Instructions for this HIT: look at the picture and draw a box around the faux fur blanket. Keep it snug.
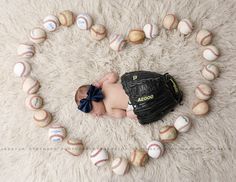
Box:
[0,0,236,181]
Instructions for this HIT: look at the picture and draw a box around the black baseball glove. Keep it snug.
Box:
[121,71,183,125]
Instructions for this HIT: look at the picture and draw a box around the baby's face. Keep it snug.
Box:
[90,101,106,117]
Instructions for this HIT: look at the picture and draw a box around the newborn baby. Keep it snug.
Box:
[75,71,183,125]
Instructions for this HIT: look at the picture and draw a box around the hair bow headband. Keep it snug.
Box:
[78,85,104,113]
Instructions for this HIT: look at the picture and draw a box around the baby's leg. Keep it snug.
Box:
[126,110,138,120]
[126,101,138,120]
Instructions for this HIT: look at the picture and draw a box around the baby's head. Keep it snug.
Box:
[75,85,106,117]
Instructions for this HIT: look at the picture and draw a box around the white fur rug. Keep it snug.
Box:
[1,0,236,181]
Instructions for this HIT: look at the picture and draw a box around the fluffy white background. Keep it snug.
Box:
[0,0,236,181]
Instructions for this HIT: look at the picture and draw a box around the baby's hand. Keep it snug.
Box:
[92,81,102,88]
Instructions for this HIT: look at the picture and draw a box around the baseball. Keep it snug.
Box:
[90,24,107,41]
[159,125,178,143]
[29,27,47,44]
[196,29,213,46]
[17,43,35,58]
[192,100,209,115]
[43,15,60,32]
[143,23,159,39]
[201,64,220,81]
[76,13,93,30]
[33,109,52,127]
[25,94,43,110]
[90,148,109,167]
[174,115,192,133]
[195,83,213,100]
[177,19,193,35]
[111,157,130,175]
[13,60,31,77]
[146,140,164,159]
[163,14,179,30]
[65,138,84,156]
[48,124,67,143]
[127,29,145,44]
[58,10,75,27]
[109,34,126,51]
[22,76,40,94]
[202,45,220,61]
[130,149,149,167]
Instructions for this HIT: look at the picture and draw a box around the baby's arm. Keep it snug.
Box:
[93,72,119,88]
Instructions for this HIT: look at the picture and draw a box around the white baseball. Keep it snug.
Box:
[111,157,130,175]
[29,27,47,44]
[196,29,213,46]
[202,45,220,61]
[130,149,149,166]
[90,24,107,40]
[201,64,220,81]
[65,138,84,156]
[178,19,193,35]
[109,34,126,51]
[90,148,109,167]
[174,115,192,133]
[163,14,179,30]
[25,94,43,110]
[48,124,67,143]
[33,109,52,127]
[22,76,40,94]
[17,43,35,58]
[143,23,159,39]
[76,13,93,30]
[195,84,212,100]
[192,100,209,115]
[58,10,75,27]
[13,60,31,77]
[146,140,164,159]
[43,15,60,32]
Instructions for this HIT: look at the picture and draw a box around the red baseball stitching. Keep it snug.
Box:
[205,65,217,79]
[147,143,163,158]
[95,159,108,166]
[196,85,211,97]
[140,152,148,166]
[200,32,212,46]
[49,134,64,141]
[90,148,102,158]
[111,158,122,169]
[160,125,175,134]
[67,140,83,145]
[60,13,68,26]
[29,95,43,109]
[65,148,82,156]
[177,120,191,132]
[182,19,193,31]
[78,16,89,30]
[205,48,220,57]
[27,80,39,94]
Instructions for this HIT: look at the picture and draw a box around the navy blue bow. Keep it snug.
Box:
[78,85,104,113]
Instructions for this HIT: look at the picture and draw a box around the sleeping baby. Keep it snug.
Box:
[75,71,183,125]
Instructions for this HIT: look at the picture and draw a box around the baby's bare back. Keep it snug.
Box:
[102,82,129,112]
